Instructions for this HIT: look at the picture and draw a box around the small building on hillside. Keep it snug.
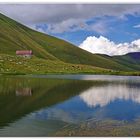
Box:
[16,50,33,58]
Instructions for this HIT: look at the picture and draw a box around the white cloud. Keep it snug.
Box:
[89,22,107,35]
[79,36,140,56]
[42,19,107,34]
[133,24,140,28]
[33,18,107,34]
[46,18,85,33]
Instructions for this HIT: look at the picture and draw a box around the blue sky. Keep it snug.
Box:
[0,4,140,55]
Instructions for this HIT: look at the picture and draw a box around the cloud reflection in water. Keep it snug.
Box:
[80,83,140,108]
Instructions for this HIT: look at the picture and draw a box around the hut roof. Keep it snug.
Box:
[16,50,32,55]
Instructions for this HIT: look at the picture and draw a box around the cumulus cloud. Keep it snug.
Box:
[79,36,140,56]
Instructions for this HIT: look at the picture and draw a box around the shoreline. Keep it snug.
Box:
[0,71,140,77]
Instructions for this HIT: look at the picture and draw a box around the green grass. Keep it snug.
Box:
[0,54,140,76]
[0,53,112,75]
[112,52,140,71]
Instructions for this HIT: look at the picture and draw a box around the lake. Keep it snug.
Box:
[0,74,140,136]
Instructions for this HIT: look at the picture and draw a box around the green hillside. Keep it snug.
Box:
[0,13,58,60]
[27,30,132,71]
[112,52,140,71]
[0,13,140,75]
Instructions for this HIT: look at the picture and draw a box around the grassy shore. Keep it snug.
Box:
[0,54,140,76]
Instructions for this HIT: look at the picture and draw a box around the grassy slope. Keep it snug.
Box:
[0,54,112,75]
[0,14,58,60]
[112,52,140,71]
[0,13,139,75]
[27,30,133,71]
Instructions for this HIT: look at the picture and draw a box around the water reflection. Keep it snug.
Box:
[0,76,94,128]
[80,83,140,107]
[0,75,140,136]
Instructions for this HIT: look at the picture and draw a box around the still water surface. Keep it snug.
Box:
[0,75,140,136]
